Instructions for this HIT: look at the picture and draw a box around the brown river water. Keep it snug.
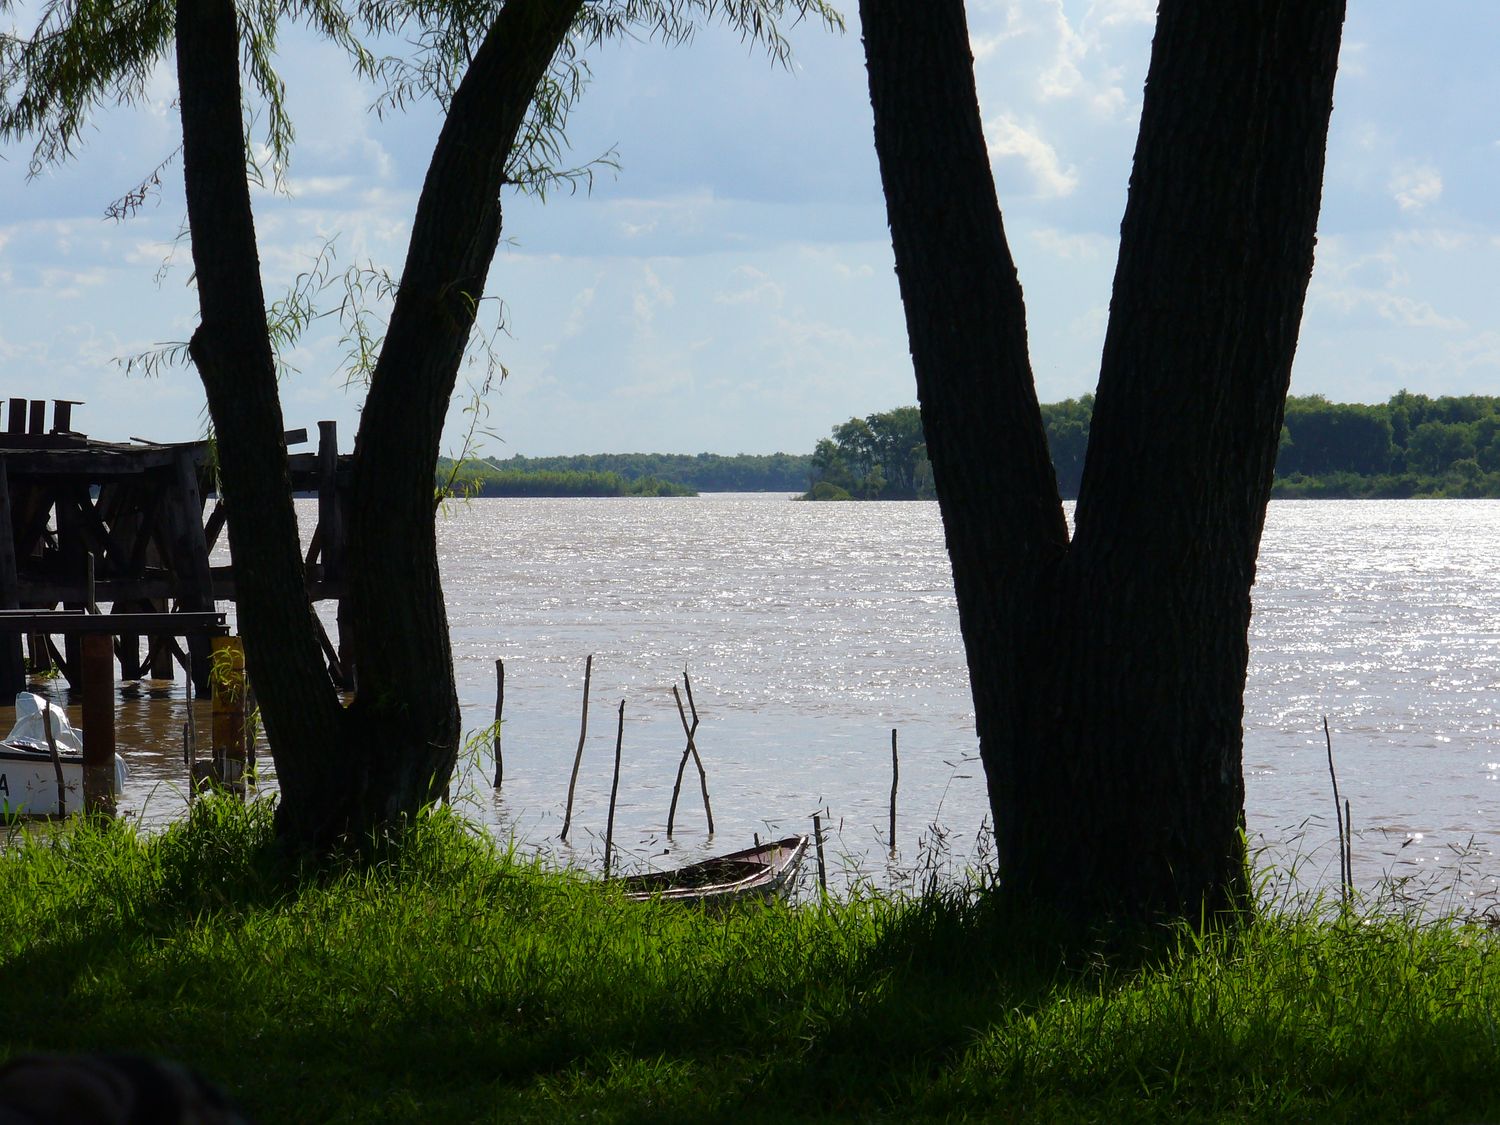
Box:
[9,496,1500,902]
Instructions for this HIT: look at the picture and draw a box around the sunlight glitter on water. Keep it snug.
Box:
[11,496,1500,898]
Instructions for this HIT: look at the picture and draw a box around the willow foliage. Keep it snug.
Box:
[2,0,841,197]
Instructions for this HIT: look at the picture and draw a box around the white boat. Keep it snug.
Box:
[1,694,126,816]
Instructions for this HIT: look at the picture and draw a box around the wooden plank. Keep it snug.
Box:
[203,498,227,552]
[80,632,116,813]
[318,421,343,580]
[13,483,55,561]
[311,610,345,685]
[6,399,24,435]
[51,400,83,434]
[44,634,76,686]
[0,610,228,634]
[169,448,216,694]
[0,447,185,477]
[0,460,24,695]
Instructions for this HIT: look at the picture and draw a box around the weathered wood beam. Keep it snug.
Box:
[0,609,227,633]
[0,460,24,695]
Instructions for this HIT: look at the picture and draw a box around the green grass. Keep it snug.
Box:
[2,801,1499,1122]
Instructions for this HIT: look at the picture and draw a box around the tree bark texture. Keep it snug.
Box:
[338,0,583,840]
[861,0,1345,922]
[178,0,579,849]
[176,0,346,821]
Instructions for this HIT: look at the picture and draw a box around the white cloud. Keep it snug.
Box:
[1031,226,1110,260]
[286,175,357,199]
[714,265,784,308]
[1088,0,1156,29]
[1443,330,1500,376]
[562,281,598,338]
[985,114,1079,198]
[1392,228,1471,252]
[1038,1,1088,101]
[632,265,675,329]
[1338,40,1369,79]
[1389,165,1442,212]
[1314,283,1464,331]
[39,266,108,299]
[970,3,1026,62]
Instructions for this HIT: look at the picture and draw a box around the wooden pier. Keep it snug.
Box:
[0,397,354,699]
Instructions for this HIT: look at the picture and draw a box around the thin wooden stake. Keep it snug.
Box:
[812,811,827,894]
[560,654,592,842]
[668,676,714,836]
[183,722,195,806]
[666,685,696,838]
[41,700,64,819]
[682,672,713,833]
[491,658,505,790]
[1323,716,1348,908]
[185,668,197,764]
[603,699,625,880]
[1344,797,1354,896]
[889,728,899,857]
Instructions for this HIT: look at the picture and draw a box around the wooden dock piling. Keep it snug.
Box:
[80,632,116,813]
[0,401,354,698]
[210,635,248,791]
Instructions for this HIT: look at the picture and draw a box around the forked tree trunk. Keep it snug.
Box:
[177,0,580,850]
[860,0,1346,922]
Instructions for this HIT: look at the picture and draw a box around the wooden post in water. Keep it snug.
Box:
[603,699,625,880]
[41,700,65,818]
[210,635,247,796]
[491,658,505,790]
[80,632,116,814]
[812,811,827,895]
[889,728,899,858]
[666,672,714,838]
[184,664,198,782]
[681,673,714,836]
[559,654,592,842]
[169,449,215,696]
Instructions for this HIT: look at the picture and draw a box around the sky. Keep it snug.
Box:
[2,2,1498,458]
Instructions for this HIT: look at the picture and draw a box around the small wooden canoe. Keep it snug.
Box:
[621,835,809,906]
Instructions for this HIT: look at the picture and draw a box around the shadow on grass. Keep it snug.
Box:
[3,804,1500,1123]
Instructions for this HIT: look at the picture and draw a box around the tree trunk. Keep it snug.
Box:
[176,0,347,823]
[329,0,583,840]
[861,0,1345,922]
[178,0,580,850]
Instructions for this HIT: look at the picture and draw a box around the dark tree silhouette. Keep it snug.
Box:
[859,0,1347,922]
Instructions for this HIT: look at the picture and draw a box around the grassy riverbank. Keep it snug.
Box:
[3,803,1499,1123]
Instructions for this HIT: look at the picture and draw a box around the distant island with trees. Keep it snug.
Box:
[437,393,1500,500]
[805,393,1500,500]
[440,452,811,497]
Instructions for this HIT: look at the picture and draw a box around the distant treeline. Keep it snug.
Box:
[810,393,1500,501]
[438,452,811,495]
[1046,392,1500,499]
[465,452,810,492]
[447,468,696,498]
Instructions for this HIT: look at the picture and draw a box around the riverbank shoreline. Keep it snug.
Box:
[3,801,1498,1122]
